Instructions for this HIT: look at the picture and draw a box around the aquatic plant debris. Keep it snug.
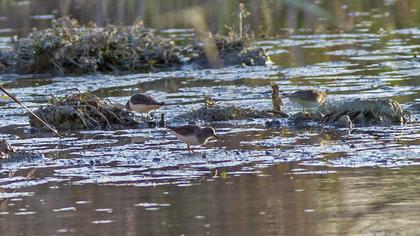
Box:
[189,33,269,68]
[174,101,287,122]
[29,92,138,131]
[0,140,43,163]
[173,86,287,122]
[265,98,407,129]
[0,17,269,74]
[322,98,407,126]
[0,17,180,74]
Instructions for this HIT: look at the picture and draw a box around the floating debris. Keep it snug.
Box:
[29,92,138,131]
[0,140,42,163]
[322,98,407,126]
[0,139,14,158]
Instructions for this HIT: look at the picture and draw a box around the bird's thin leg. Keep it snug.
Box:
[187,145,194,153]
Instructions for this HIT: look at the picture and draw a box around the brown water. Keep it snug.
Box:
[2,166,420,235]
[0,0,420,235]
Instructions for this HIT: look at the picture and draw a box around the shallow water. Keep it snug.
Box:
[0,0,420,235]
[3,166,420,235]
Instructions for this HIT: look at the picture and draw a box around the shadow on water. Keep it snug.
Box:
[0,0,419,235]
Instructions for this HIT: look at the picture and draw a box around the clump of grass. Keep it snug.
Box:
[321,98,407,126]
[0,6,271,74]
[29,91,138,131]
[1,17,181,74]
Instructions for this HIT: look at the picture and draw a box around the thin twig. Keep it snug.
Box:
[0,85,63,138]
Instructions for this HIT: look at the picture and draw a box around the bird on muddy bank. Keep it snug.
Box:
[167,125,219,153]
[284,90,327,111]
[126,93,165,118]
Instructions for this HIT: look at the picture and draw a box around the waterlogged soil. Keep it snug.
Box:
[0,3,420,235]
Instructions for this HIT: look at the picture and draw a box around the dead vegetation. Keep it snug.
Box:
[189,33,269,67]
[0,16,269,74]
[173,88,287,122]
[322,98,407,126]
[29,92,138,131]
[0,17,181,74]
[175,103,278,122]
[266,98,407,129]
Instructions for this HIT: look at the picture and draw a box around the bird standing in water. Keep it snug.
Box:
[285,90,326,111]
[167,125,219,153]
[126,93,164,118]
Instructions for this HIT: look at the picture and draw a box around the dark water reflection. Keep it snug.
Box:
[0,0,419,235]
[2,166,420,235]
[1,0,420,36]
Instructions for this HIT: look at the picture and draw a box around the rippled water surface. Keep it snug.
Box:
[0,0,420,235]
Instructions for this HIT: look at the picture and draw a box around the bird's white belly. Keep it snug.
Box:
[289,97,319,109]
[171,132,201,146]
[130,102,160,113]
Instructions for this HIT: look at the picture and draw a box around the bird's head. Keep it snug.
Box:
[203,127,219,140]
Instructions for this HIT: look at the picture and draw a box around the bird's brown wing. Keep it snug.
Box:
[167,125,198,136]
[290,90,325,101]
[131,93,164,105]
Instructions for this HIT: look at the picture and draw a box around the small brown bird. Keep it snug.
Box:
[126,93,164,114]
[286,90,326,111]
[167,125,218,153]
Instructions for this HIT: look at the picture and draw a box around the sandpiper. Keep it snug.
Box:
[126,93,164,116]
[167,125,218,153]
[286,90,326,111]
